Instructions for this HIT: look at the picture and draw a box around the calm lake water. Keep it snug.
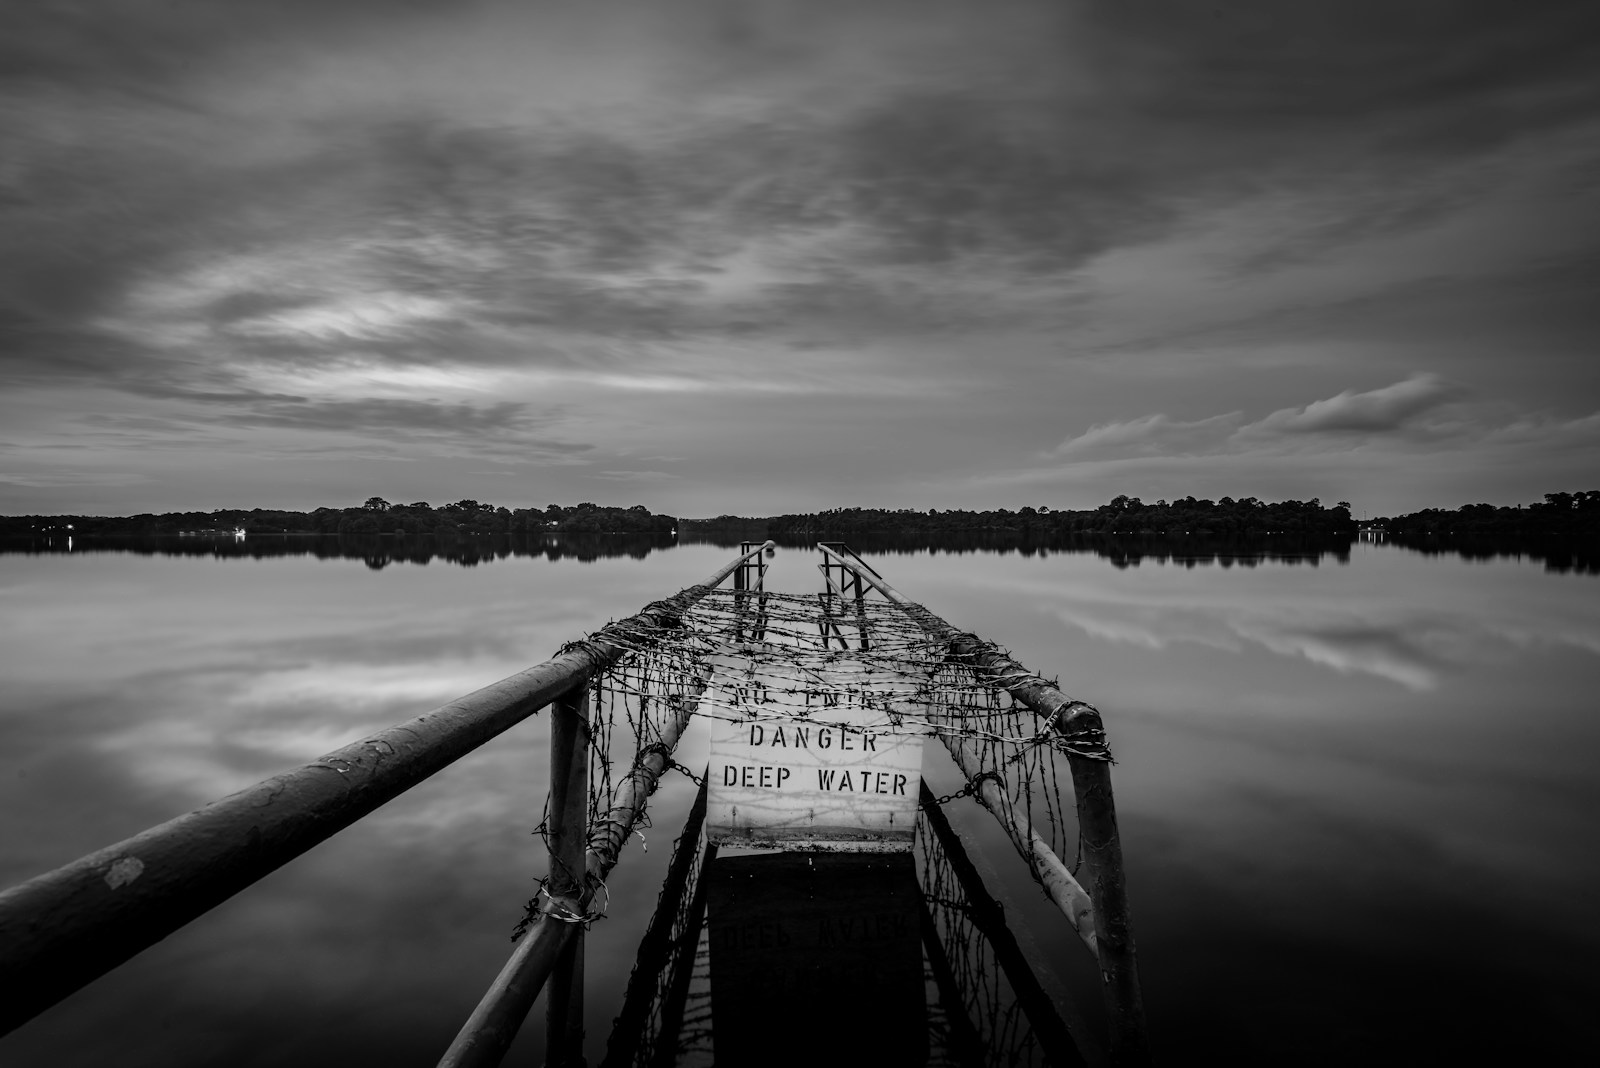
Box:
[1,534,1596,1065]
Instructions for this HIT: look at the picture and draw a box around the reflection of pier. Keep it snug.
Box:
[603,778,1090,1067]
[0,542,1150,1066]
[707,851,926,1065]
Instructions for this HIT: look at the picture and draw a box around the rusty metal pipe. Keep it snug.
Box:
[0,543,771,1038]
[436,912,578,1068]
[544,688,590,1067]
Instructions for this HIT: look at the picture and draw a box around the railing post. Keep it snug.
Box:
[1064,734,1150,1066]
[546,684,590,1068]
[850,569,871,651]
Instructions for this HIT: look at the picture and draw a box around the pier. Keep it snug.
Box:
[0,543,1150,1065]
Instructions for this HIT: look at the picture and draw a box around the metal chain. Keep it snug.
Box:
[922,780,975,809]
[922,769,1008,809]
[668,759,704,787]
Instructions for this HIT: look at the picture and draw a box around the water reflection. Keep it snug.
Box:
[9,530,1598,575]
[697,530,1600,574]
[706,852,926,1067]
[1032,574,1600,692]
[1,537,1597,1065]
[1385,532,1600,575]
[689,530,1359,565]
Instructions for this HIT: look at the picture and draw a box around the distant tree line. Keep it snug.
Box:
[0,531,672,568]
[1374,491,1600,536]
[0,499,677,537]
[11,491,1594,543]
[687,495,1358,538]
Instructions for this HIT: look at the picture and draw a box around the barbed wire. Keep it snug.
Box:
[917,813,1049,1067]
[534,587,1094,915]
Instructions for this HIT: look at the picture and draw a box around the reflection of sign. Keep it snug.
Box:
[707,852,926,1067]
[704,646,925,850]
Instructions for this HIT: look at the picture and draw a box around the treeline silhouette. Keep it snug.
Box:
[8,493,1593,574]
[0,532,675,569]
[1,498,677,538]
[684,495,1357,538]
[1374,491,1600,536]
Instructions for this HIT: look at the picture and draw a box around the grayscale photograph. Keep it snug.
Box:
[1,2,1597,1065]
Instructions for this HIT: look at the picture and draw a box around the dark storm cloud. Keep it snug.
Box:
[1074,1,1600,138]
[1071,250,1600,362]
[0,0,463,93]
[1,1,1598,510]
[167,394,588,456]
[4,1,1596,370]
[827,92,1170,271]
[0,121,385,383]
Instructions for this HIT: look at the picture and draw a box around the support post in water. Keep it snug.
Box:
[1057,709,1146,1066]
[546,684,590,1067]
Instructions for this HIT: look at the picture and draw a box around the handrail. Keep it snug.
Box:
[816,543,1150,1065]
[437,657,720,1068]
[816,540,884,579]
[0,542,773,1038]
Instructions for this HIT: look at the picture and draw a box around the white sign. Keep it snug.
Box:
[703,645,926,851]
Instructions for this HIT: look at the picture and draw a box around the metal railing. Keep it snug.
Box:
[0,542,773,1057]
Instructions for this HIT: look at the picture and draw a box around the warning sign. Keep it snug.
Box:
[703,646,925,850]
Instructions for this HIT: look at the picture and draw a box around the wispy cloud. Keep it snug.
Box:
[1044,374,1469,461]
[0,471,154,489]
[1245,374,1466,436]
[2,2,1598,511]
[593,469,681,481]
[1004,374,1600,509]
[1045,412,1242,460]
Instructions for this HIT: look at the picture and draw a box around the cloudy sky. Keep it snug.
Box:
[3,0,1597,517]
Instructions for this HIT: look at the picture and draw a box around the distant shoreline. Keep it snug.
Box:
[3,491,1594,541]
